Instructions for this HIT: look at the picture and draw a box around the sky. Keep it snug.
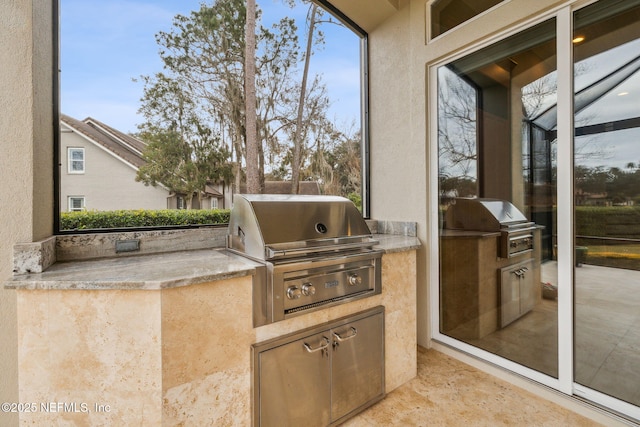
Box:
[60,0,362,134]
[574,39,640,170]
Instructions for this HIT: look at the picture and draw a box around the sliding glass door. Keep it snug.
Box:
[434,0,640,421]
[437,19,559,378]
[573,0,640,410]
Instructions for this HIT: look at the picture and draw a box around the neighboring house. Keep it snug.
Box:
[165,182,232,210]
[574,189,611,206]
[60,115,232,211]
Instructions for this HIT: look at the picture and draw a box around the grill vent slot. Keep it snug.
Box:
[284,290,373,315]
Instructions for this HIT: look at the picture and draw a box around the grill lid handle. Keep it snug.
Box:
[265,236,378,260]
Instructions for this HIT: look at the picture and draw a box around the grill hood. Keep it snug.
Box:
[227,194,374,261]
[445,197,530,231]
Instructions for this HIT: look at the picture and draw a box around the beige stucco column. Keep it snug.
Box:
[0,1,55,425]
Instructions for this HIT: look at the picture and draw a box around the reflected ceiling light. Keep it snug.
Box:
[618,91,629,96]
[572,36,585,43]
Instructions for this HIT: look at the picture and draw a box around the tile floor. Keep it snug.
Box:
[447,261,640,406]
[345,347,604,426]
[574,263,640,406]
[346,261,640,426]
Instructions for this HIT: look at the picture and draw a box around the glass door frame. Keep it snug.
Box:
[428,0,640,420]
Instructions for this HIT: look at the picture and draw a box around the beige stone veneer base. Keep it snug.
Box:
[16,250,416,425]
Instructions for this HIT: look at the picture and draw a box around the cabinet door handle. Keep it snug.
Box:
[303,336,330,353]
[333,327,358,342]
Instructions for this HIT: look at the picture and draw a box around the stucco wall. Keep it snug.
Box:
[367,0,430,346]
[0,1,54,425]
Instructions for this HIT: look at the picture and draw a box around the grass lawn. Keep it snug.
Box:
[581,244,640,270]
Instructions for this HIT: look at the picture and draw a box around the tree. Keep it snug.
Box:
[290,3,320,193]
[254,17,300,182]
[141,0,247,193]
[135,74,232,209]
[245,0,260,193]
[138,0,340,195]
[575,164,640,205]
[253,5,332,191]
[305,120,361,197]
[136,126,232,209]
[437,66,478,191]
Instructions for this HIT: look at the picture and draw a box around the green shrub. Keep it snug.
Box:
[347,192,362,212]
[60,209,231,231]
[575,206,640,238]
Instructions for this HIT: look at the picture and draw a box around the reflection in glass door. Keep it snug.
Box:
[437,19,559,377]
[573,0,640,408]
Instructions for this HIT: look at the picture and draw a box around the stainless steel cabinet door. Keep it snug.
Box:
[500,258,535,327]
[331,312,384,422]
[258,332,331,427]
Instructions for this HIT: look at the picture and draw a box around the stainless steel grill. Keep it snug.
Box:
[442,197,541,332]
[227,194,382,326]
[444,197,536,258]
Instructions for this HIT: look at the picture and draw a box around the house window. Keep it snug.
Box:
[67,147,84,174]
[211,198,219,209]
[430,0,505,38]
[176,196,185,210]
[68,196,85,211]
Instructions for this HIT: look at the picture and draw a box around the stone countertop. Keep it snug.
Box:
[6,234,420,290]
[372,233,422,253]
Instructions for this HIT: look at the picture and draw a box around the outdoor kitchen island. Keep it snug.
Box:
[6,229,419,426]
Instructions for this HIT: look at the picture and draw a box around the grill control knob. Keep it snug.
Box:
[348,273,362,286]
[286,286,302,300]
[301,283,316,296]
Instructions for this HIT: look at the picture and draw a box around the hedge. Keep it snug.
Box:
[575,206,640,239]
[60,209,231,231]
[60,205,640,234]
